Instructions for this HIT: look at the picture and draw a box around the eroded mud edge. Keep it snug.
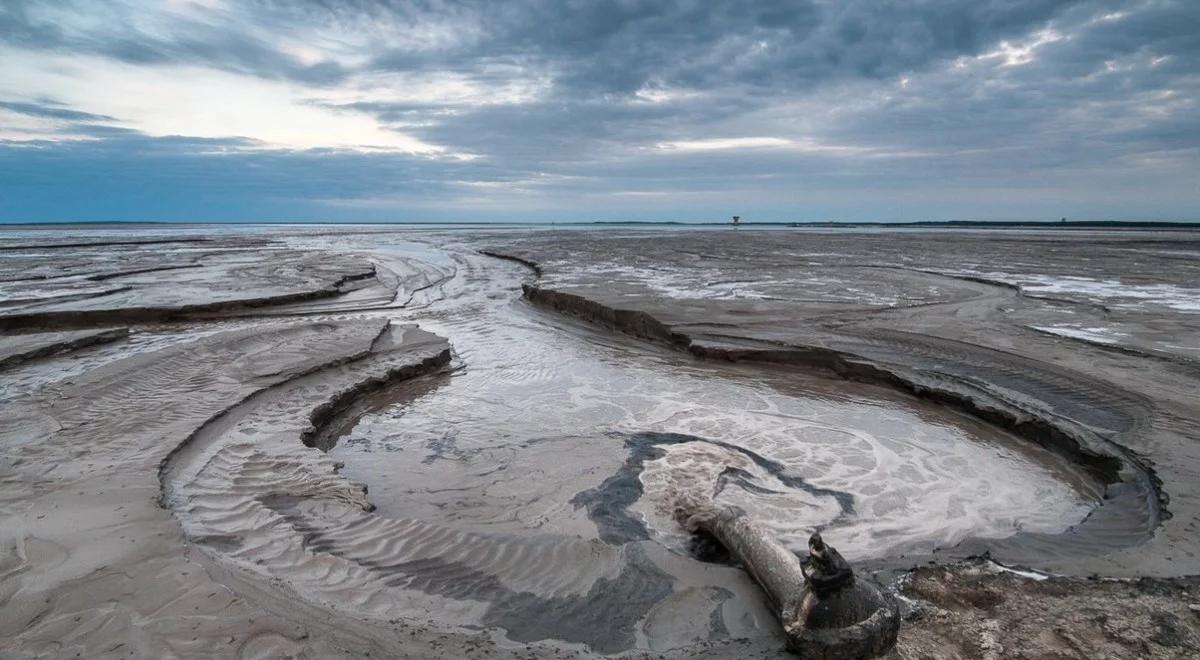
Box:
[157,320,450,511]
[299,350,453,455]
[478,249,544,277]
[0,267,378,331]
[517,281,1164,566]
[0,327,129,369]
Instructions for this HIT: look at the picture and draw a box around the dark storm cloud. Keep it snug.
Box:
[358,0,1089,95]
[1,0,1198,221]
[311,0,1200,175]
[816,1,1200,160]
[3,1,1089,95]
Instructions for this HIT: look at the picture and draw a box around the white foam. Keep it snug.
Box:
[985,560,1052,581]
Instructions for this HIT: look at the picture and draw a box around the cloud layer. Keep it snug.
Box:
[1,0,1197,222]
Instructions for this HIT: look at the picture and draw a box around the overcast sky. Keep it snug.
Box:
[1,0,1197,222]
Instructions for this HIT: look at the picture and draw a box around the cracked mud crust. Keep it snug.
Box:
[893,563,1200,659]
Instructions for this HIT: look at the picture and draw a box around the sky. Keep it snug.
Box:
[0,0,1197,223]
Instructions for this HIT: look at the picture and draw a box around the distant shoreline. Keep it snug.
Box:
[2,219,1199,229]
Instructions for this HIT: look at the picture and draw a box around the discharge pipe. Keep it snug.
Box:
[682,504,900,658]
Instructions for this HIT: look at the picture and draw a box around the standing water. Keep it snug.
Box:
[299,235,1098,651]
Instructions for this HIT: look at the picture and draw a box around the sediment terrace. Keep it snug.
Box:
[0,235,385,330]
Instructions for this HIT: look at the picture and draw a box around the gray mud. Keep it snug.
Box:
[484,228,1200,579]
[2,225,1197,659]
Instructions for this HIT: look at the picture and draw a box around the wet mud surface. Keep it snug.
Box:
[1,225,1197,658]
[485,229,1200,578]
[0,232,380,329]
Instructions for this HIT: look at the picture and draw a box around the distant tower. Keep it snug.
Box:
[732,215,740,227]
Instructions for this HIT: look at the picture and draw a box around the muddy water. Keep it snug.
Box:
[300,237,1101,649]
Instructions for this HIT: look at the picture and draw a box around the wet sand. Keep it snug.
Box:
[1,226,1198,658]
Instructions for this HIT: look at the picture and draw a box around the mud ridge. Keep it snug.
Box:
[156,320,397,507]
[158,322,707,653]
[0,327,129,369]
[479,250,543,277]
[0,285,133,310]
[519,281,1163,568]
[1027,325,1200,378]
[301,348,452,453]
[523,284,690,346]
[0,266,378,331]
[85,263,206,282]
[0,238,212,251]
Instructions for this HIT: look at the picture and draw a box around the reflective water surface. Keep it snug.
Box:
[321,236,1098,563]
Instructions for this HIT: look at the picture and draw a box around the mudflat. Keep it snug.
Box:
[1,226,1198,658]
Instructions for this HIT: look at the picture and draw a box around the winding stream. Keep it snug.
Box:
[292,236,1098,650]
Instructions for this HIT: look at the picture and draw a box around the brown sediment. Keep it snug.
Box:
[896,561,1200,659]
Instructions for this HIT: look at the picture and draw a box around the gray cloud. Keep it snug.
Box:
[0,99,116,121]
[1,0,1198,221]
[0,0,349,84]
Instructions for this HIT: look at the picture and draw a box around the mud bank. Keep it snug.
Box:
[479,249,544,277]
[487,229,1200,580]
[0,265,379,331]
[522,279,1141,486]
[0,235,388,331]
[0,319,430,657]
[518,281,1157,572]
[4,226,1196,659]
[0,327,128,369]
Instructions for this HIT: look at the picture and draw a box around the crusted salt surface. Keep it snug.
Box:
[1021,275,1200,312]
[545,263,910,305]
[1031,325,1127,345]
[947,269,1200,313]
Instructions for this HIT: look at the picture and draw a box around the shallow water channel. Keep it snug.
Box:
[311,236,1098,650]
